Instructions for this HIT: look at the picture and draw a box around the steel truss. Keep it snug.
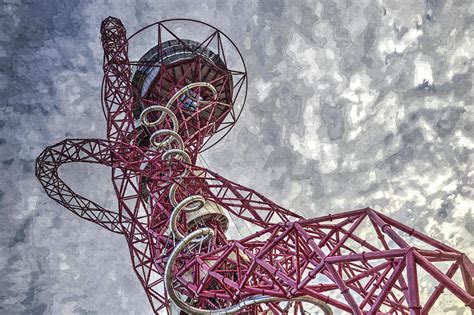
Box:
[36,17,474,314]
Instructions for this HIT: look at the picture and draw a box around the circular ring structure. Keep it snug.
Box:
[104,18,248,152]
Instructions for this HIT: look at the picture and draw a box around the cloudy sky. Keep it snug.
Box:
[1,0,473,314]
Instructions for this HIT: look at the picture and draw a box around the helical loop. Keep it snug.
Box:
[150,129,183,149]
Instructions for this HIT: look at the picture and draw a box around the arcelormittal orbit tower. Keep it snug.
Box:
[36,17,474,314]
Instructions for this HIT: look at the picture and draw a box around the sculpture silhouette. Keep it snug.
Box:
[36,17,474,314]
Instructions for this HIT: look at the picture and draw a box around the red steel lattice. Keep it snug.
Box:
[36,17,474,314]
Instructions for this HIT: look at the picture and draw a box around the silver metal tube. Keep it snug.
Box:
[140,81,216,134]
[168,182,181,208]
[162,148,191,165]
[169,195,206,239]
[140,105,179,130]
[168,172,203,208]
[165,228,333,315]
[150,129,184,149]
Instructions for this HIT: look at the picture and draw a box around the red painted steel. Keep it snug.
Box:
[36,17,474,314]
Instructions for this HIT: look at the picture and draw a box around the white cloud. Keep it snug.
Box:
[255,78,272,102]
[413,54,433,86]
